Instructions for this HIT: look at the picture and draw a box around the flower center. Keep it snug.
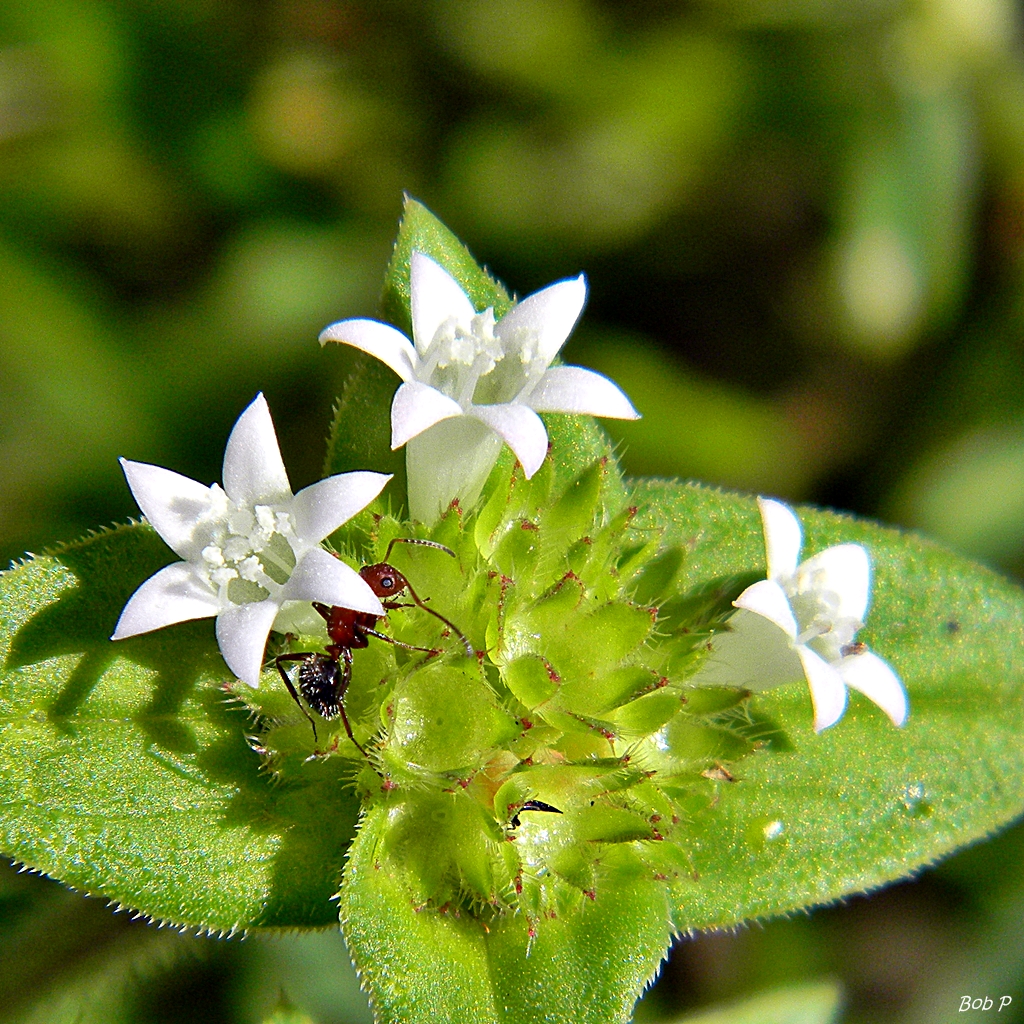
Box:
[195,486,297,605]
[420,309,504,407]
[785,570,863,662]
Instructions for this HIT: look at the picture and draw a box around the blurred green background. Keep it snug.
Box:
[1,0,1023,1020]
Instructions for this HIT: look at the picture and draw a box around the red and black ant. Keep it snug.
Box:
[275,538,473,754]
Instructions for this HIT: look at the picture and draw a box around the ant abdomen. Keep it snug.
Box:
[298,654,343,720]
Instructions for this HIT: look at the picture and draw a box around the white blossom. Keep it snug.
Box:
[320,252,638,522]
[112,393,390,687]
[693,497,907,732]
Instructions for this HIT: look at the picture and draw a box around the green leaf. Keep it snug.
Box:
[0,525,360,932]
[6,470,1024,962]
[632,479,1024,929]
[338,806,670,1024]
[381,196,512,336]
[664,981,842,1024]
[6,122,1017,1024]
[323,354,404,484]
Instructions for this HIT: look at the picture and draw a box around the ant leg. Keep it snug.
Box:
[335,647,366,756]
[363,627,436,654]
[275,654,319,742]
[401,580,474,657]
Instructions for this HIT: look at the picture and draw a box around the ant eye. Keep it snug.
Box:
[381,576,395,590]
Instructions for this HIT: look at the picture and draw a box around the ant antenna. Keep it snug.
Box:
[381,537,472,657]
[383,537,457,561]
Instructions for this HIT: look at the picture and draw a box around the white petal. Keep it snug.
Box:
[687,608,803,690]
[410,252,476,357]
[469,403,549,478]
[281,547,384,616]
[797,645,848,732]
[111,562,220,640]
[734,579,798,639]
[391,382,465,449]
[215,599,281,688]
[758,497,802,580]
[799,543,871,623]
[526,365,639,419]
[222,394,292,506]
[273,600,331,637]
[405,418,503,524]
[495,275,587,367]
[290,471,392,548]
[120,460,217,561]
[318,319,417,382]
[837,650,908,727]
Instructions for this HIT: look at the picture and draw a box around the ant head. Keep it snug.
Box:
[360,562,409,599]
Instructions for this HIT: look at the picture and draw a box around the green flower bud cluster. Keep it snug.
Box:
[242,449,768,922]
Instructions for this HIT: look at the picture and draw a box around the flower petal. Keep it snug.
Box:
[758,497,802,580]
[688,608,804,690]
[111,562,220,640]
[318,319,417,382]
[469,403,549,478]
[273,600,331,637]
[797,645,848,732]
[406,417,503,524]
[495,275,587,367]
[281,547,384,616]
[120,460,217,561]
[391,382,465,449]
[290,471,392,548]
[525,365,639,419]
[216,599,281,688]
[410,252,476,357]
[222,393,292,507]
[798,543,871,623]
[837,650,908,726]
[733,578,798,638]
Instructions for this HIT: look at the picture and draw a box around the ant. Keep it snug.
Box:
[275,538,473,754]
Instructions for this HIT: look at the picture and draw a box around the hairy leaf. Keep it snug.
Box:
[339,807,670,1024]
[634,479,1024,929]
[0,525,359,932]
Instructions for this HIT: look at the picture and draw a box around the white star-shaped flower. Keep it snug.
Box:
[320,251,639,522]
[112,393,390,687]
[693,497,907,732]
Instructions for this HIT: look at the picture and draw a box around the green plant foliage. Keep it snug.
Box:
[3,202,1024,1024]
[634,478,1024,930]
[0,526,361,932]
[664,981,842,1024]
[339,805,670,1024]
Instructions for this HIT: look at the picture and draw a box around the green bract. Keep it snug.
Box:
[1,200,1024,1024]
[249,449,757,925]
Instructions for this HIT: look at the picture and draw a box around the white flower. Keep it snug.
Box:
[693,497,907,732]
[112,393,390,687]
[320,251,639,522]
